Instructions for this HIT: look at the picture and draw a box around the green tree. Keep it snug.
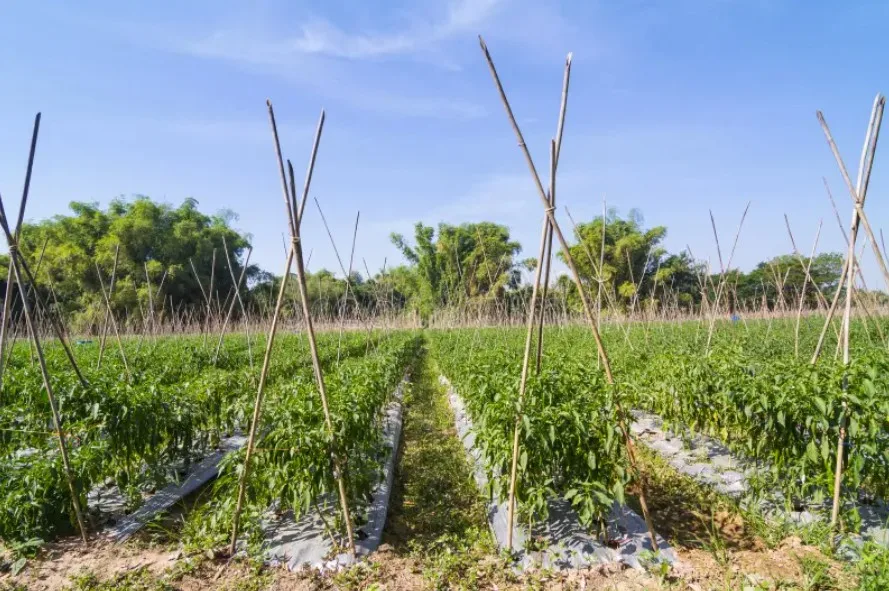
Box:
[560,209,673,311]
[2,197,253,331]
[390,221,521,319]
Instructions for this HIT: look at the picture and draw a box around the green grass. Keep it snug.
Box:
[382,345,510,589]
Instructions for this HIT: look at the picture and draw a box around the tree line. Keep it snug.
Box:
[0,197,855,331]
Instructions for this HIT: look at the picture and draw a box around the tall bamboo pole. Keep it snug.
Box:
[818,98,888,292]
[230,102,356,557]
[506,141,555,548]
[0,113,41,377]
[0,191,88,542]
[811,99,883,363]
[823,95,883,532]
[0,115,86,387]
[479,37,658,551]
[534,53,571,373]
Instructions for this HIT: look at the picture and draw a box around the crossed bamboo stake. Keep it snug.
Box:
[809,94,885,535]
[230,103,355,557]
[0,114,90,542]
[479,37,659,552]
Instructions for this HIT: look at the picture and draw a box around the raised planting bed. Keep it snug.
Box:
[631,410,889,552]
[97,434,248,542]
[443,376,676,571]
[264,377,407,571]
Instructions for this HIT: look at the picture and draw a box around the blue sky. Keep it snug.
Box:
[1,0,888,286]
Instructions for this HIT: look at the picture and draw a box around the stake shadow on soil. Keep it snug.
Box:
[383,345,491,552]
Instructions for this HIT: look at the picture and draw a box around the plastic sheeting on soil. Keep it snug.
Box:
[441,375,676,571]
[630,410,889,553]
[264,378,407,571]
[102,434,247,542]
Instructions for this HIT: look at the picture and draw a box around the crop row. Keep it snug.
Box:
[429,317,889,535]
[429,329,629,529]
[0,330,419,545]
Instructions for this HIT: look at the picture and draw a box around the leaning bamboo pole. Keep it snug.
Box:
[95,261,131,382]
[230,101,355,557]
[0,114,42,375]
[213,242,253,366]
[0,117,88,388]
[812,97,883,364]
[820,95,883,532]
[784,218,823,359]
[96,244,120,369]
[0,262,15,392]
[705,203,751,353]
[819,97,889,292]
[479,36,659,552]
[0,190,88,543]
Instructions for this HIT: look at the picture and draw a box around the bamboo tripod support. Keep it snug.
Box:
[0,192,88,543]
[230,101,355,558]
[479,36,659,552]
[805,95,885,533]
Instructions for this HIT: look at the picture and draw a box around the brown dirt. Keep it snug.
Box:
[3,538,177,590]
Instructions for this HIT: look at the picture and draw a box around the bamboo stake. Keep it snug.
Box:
[506,140,555,548]
[229,246,294,555]
[336,212,360,362]
[705,203,751,353]
[144,263,157,337]
[479,37,659,552]
[289,201,356,558]
[812,99,883,363]
[213,242,253,365]
[96,244,120,369]
[785,213,833,311]
[0,262,15,392]
[208,248,217,329]
[94,261,131,382]
[0,190,88,543]
[312,196,372,348]
[0,120,87,388]
[825,97,882,532]
[564,207,633,348]
[598,198,607,332]
[787,219,822,358]
[818,97,888,291]
[0,235,47,385]
[535,52,571,373]
[230,101,356,557]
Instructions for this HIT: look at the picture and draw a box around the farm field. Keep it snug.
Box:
[2,8,888,588]
[0,330,419,555]
[2,318,888,590]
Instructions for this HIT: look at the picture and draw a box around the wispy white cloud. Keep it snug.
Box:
[59,0,581,120]
[88,2,493,120]
[185,0,503,65]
